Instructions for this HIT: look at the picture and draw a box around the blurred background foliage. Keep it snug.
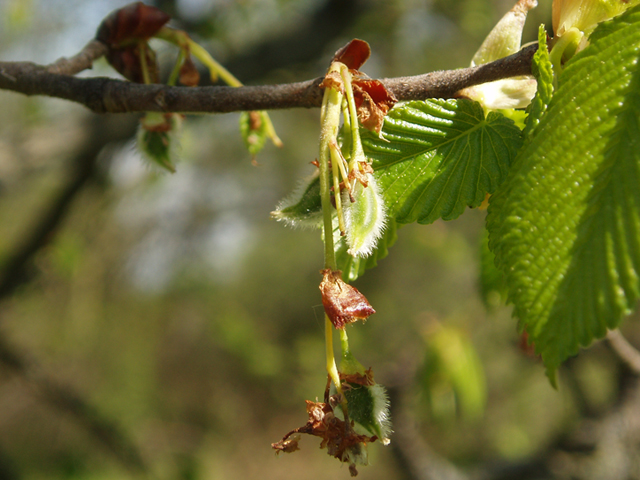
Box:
[2,0,639,479]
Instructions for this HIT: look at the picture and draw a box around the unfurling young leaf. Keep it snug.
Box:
[343,383,391,445]
[487,5,640,382]
[339,352,392,445]
[137,112,182,172]
[271,174,322,228]
[522,25,554,141]
[239,111,270,160]
[344,173,387,258]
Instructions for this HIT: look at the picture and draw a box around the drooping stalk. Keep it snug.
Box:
[167,49,186,86]
[318,63,346,392]
[340,65,366,177]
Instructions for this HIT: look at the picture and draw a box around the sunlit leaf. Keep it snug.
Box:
[487,6,640,382]
[362,99,522,225]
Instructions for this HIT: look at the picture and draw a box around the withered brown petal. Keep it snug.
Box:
[320,269,375,329]
[319,70,344,93]
[97,2,171,47]
[352,79,397,134]
[340,368,375,387]
[179,55,200,86]
[332,39,371,70]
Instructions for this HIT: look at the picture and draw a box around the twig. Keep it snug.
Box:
[0,44,538,114]
[46,39,109,76]
[607,330,640,376]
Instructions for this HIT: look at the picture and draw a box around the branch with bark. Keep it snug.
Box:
[0,42,537,115]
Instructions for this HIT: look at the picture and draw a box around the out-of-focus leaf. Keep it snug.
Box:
[239,111,269,159]
[479,226,507,309]
[421,325,487,422]
[362,99,522,225]
[137,112,182,172]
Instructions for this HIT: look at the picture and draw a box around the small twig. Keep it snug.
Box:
[607,330,640,375]
[46,39,108,76]
[0,44,538,114]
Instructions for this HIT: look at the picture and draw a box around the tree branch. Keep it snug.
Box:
[0,43,537,114]
[607,330,640,376]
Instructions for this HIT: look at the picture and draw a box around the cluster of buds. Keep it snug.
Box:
[96,2,281,172]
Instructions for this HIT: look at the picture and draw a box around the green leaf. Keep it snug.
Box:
[344,174,387,258]
[362,99,522,225]
[421,325,487,422]
[239,111,269,158]
[343,383,391,444]
[270,173,322,228]
[479,226,507,309]
[487,6,640,382]
[337,218,398,282]
[137,112,181,173]
[523,25,554,140]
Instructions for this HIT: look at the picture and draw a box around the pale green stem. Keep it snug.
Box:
[329,141,347,235]
[340,65,366,176]
[325,315,342,394]
[139,42,151,85]
[318,68,343,271]
[319,64,346,394]
[155,27,283,147]
[167,49,186,87]
[339,328,350,356]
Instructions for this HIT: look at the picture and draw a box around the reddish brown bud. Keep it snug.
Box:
[333,39,371,70]
[96,2,170,47]
[320,269,375,329]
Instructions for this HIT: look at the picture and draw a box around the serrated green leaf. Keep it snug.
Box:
[337,218,398,282]
[362,99,522,225]
[523,25,554,140]
[487,6,640,381]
